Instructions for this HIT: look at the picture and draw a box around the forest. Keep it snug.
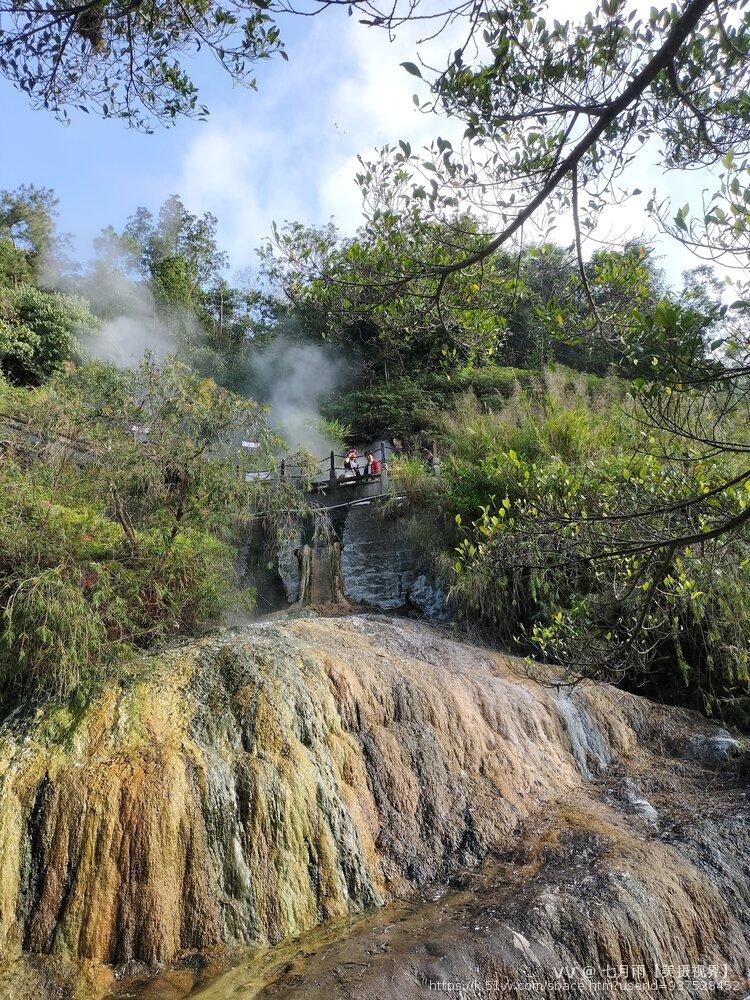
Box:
[1,175,748,726]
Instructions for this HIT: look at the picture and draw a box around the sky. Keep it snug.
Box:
[0,4,714,286]
[0,10,450,270]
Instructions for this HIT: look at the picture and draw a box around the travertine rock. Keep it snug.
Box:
[0,616,747,999]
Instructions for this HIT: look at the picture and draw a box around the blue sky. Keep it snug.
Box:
[1,11,442,271]
[0,5,712,285]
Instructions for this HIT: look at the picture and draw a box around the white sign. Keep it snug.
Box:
[242,441,260,450]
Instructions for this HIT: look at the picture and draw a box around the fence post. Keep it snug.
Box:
[431,439,441,477]
[329,450,336,486]
[280,459,285,481]
[380,441,389,493]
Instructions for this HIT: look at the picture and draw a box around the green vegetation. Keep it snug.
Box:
[111,195,278,379]
[0,183,334,706]
[252,0,750,726]
[379,370,749,724]
[0,184,59,280]
[0,0,748,741]
[0,357,277,700]
[322,365,603,444]
[263,204,748,724]
[261,221,661,378]
[0,186,279,392]
[1,185,100,384]
[0,283,99,384]
[0,172,746,729]
[0,1,286,129]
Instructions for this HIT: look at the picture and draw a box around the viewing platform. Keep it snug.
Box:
[244,440,439,510]
[245,441,397,510]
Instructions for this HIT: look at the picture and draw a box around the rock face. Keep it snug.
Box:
[0,616,748,998]
[262,506,447,616]
[340,507,422,609]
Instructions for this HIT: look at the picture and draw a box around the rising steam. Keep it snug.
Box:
[42,243,347,456]
[242,335,347,456]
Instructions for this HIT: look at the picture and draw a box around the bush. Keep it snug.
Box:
[0,283,99,384]
[0,357,278,700]
[390,370,750,727]
[0,489,239,698]
[323,364,614,445]
[323,377,440,443]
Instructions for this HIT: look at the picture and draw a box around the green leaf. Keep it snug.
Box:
[401,62,423,78]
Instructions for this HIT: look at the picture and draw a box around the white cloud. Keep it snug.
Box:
[179,119,306,261]
[176,5,718,287]
[317,153,363,233]
[178,14,464,263]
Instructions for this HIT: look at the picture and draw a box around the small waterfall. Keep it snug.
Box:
[297,540,349,607]
[553,691,613,779]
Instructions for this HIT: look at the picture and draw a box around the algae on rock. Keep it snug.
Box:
[0,615,747,996]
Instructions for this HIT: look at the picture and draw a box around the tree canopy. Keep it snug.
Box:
[107,195,279,365]
[260,216,667,376]
[0,185,59,282]
[0,0,286,129]
[0,0,477,128]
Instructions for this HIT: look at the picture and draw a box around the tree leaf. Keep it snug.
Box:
[401,62,422,78]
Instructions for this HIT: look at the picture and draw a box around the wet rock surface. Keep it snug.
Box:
[110,757,750,1000]
[683,729,742,767]
[340,507,422,609]
[0,615,747,999]
[408,573,450,621]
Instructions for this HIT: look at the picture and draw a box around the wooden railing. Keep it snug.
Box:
[276,441,390,489]
[3,410,438,509]
[264,440,439,509]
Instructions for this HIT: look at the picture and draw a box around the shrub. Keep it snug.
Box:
[0,357,277,700]
[323,364,614,445]
[323,377,439,443]
[0,283,99,384]
[0,490,240,698]
[390,369,750,726]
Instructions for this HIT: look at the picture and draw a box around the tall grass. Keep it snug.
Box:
[389,368,750,726]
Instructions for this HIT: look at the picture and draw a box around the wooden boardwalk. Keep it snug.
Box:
[250,442,393,510]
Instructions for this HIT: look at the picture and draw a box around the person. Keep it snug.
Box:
[343,449,360,478]
[364,450,374,476]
